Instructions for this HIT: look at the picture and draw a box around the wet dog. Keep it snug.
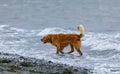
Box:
[41,25,85,56]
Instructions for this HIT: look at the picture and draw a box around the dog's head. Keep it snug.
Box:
[41,34,52,43]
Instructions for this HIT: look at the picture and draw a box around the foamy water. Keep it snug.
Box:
[0,25,120,74]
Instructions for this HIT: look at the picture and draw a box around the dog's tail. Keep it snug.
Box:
[77,24,85,38]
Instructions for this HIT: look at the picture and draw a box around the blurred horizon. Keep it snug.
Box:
[0,0,120,32]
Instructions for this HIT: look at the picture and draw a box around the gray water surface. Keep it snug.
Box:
[0,0,120,32]
[0,0,120,74]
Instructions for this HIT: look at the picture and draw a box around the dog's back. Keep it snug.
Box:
[58,34,80,42]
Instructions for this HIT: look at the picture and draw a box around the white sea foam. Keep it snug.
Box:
[0,25,120,74]
[0,25,25,33]
[93,63,120,74]
[37,27,78,36]
[38,27,120,51]
[83,32,120,51]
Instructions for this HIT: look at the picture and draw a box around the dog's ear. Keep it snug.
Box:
[48,34,52,43]
[47,34,51,39]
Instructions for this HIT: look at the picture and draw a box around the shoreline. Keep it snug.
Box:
[0,52,91,74]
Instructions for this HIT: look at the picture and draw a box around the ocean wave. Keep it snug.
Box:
[37,27,120,51]
[93,63,120,74]
[0,25,120,74]
[83,32,120,51]
[0,25,25,33]
[0,25,120,52]
[0,25,39,37]
[37,27,78,36]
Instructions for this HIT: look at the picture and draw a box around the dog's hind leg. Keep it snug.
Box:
[75,48,83,56]
[74,41,83,56]
[68,44,74,54]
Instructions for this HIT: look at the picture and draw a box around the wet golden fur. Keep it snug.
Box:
[41,25,85,56]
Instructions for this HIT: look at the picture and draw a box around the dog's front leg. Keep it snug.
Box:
[56,45,61,54]
[56,47,64,54]
[56,47,60,54]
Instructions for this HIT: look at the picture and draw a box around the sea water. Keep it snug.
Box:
[0,0,120,74]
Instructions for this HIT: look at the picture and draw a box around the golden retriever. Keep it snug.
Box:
[41,25,85,56]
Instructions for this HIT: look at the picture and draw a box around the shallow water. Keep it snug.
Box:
[0,0,120,74]
[0,25,120,74]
